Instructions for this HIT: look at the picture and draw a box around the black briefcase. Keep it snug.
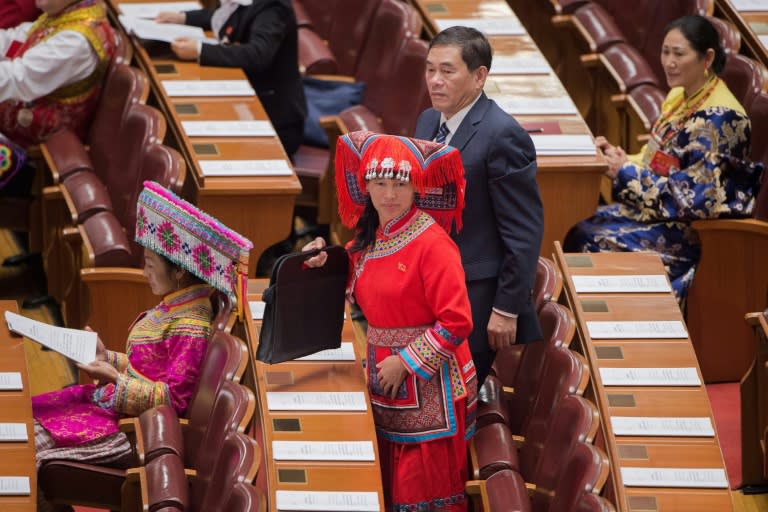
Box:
[256,245,348,364]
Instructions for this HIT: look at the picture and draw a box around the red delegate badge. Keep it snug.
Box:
[648,150,679,177]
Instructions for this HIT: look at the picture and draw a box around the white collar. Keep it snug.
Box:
[439,92,482,141]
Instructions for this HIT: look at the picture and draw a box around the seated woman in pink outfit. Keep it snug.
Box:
[31,181,252,510]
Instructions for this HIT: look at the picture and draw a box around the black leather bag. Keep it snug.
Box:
[256,245,348,364]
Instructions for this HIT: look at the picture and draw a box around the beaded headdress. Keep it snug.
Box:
[135,181,253,316]
[0,134,26,190]
[335,131,466,232]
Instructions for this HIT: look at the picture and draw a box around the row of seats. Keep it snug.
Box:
[466,257,614,511]
[742,309,768,488]
[291,0,431,240]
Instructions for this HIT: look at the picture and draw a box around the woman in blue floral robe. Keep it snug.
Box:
[564,16,762,303]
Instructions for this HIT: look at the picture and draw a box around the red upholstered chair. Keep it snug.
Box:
[225,482,266,512]
[134,331,250,466]
[298,26,338,75]
[466,468,531,512]
[720,54,766,114]
[576,492,617,512]
[570,2,625,53]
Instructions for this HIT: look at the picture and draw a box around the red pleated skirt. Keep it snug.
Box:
[377,397,469,512]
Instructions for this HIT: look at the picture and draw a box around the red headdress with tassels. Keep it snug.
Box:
[335,131,466,233]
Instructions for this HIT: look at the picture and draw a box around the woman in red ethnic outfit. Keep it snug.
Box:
[305,131,477,511]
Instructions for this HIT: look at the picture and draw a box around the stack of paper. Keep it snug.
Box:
[249,300,266,320]
[598,367,701,386]
[182,120,276,137]
[0,477,30,496]
[162,80,255,97]
[490,55,551,75]
[118,2,202,19]
[119,15,211,43]
[434,18,525,36]
[586,320,688,339]
[731,0,768,12]
[266,392,367,411]
[199,160,293,177]
[572,274,671,293]
[492,96,579,115]
[621,467,728,488]
[0,372,23,390]
[530,134,596,156]
[295,342,355,361]
[0,423,28,442]
[272,440,375,461]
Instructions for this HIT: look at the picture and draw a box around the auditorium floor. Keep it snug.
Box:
[1,227,765,511]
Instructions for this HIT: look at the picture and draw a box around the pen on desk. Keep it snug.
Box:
[526,128,544,133]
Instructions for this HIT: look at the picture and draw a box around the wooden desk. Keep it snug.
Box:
[242,282,384,510]
[407,0,606,255]
[0,301,36,512]
[111,2,302,269]
[554,248,734,512]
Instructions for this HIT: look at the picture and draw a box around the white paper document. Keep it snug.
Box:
[295,342,355,362]
[490,55,551,75]
[119,15,209,43]
[5,311,97,365]
[0,372,22,391]
[572,274,671,293]
[162,80,255,97]
[599,367,701,386]
[0,477,30,496]
[199,159,293,177]
[587,320,688,339]
[530,134,596,156]
[276,490,380,511]
[272,440,375,461]
[118,2,202,19]
[731,0,768,12]
[181,120,276,137]
[491,95,579,115]
[250,300,266,320]
[434,18,525,36]
[0,423,28,442]
[610,416,714,437]
[266,392,367,411]
[620,467,728,488]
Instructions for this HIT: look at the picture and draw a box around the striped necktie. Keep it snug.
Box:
[435,122,450,144]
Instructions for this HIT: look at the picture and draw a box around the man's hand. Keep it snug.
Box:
[302,237,328,268]
[376,355,409,399]
[77,360,119,384]
[155,11,186,24]
[487,311,517,351]
[170,37,199,60]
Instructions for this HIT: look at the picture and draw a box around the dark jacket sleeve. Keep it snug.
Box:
[198,3,289,73]
[486,121,543,314]
[184,8,213,31]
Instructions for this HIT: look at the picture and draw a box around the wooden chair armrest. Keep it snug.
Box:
[468,438,481,480]
[691,218,768,235]
[579,52,601,68]
[119,417,137,433]
[464,479,490,512]
[502,385,515,399]
[305,73,355,83]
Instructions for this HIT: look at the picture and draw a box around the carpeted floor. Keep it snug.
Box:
[707,382,742,489]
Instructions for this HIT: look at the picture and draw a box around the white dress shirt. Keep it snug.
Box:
[0,23,98,103]
[438,92,482,145]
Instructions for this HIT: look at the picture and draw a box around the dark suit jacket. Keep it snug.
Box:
[186,0,306,153]
[415,93,544,348]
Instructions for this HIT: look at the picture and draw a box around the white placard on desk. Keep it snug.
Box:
[0,423,28,442]
[199,160,293,177]
[118,2,202,19]
[0,372,23,391]
[276,490,380,511]
[491,96,579,115]
[620,467,728,488]
[161,80,255,97]
[599,367,701,386]
[572,275,672,293]
[181,120,276,137]
[611,416,714,437]
[434,17,525,36]
[295,342,355,361]
[530,134,596,156]
[731,0,768,12]
[272,440,375,461]
[490,55,551,75]
[0,476,30,496]
[249,300,266,320]
[266,392,367,411]
[587,321,688,339]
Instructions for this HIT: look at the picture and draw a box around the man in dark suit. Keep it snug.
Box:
[158,0,306,157]
[414,26,544,385]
